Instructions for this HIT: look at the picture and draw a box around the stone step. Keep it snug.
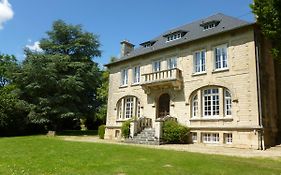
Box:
[125,127,159,145]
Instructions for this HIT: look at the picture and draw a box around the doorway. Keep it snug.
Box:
[157,93,170,118]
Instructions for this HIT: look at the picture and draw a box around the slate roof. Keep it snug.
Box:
[106,13,253,66]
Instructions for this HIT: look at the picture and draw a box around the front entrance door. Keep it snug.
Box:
[157,93,170,118]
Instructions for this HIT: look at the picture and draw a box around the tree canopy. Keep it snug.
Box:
[15,20,103,130]
[251,0,281,59]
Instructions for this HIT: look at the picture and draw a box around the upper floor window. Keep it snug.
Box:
[214,44,228,70]
[167,33,182,42]
[133,66,140,84]
[117,96,141,120]
[167,57,177,69]
[153,60,161,72]
[121,68,128,86]
[200,20,220,31]
[194,50,206,73]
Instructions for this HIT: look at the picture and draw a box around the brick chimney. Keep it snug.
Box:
[120,40,134,57]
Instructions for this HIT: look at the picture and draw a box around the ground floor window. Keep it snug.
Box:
[190,86,232,118]
[224,133,233,144]
[202,133,219,143]
[192,132,197,143]
[117,96,141,120]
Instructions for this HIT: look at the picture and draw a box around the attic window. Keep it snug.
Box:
[164,31,187,43]
[140,41,156,48]
[200,20,220,31]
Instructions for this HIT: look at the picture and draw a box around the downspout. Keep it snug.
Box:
[254,30,265,150]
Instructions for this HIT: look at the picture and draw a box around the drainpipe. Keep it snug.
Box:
[254,29,265,150]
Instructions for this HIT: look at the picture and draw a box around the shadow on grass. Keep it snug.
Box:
[56,130,98,136]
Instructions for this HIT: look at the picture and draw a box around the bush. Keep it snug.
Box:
[98,125,106,139]
[162,120,190,144]
[121,120,131,138]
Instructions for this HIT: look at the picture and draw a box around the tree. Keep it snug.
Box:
[15,20,102,131]
[251,0,281,59]
[0,84,29,135]
[0,54,29,135]
[0,54,18,87]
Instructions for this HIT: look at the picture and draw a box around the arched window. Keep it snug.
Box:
[117,96,141,120]
[190,87,232,118]
[192,94,198,118]
[224,90,232,116]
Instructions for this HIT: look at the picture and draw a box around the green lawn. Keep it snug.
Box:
[0,136,280,175]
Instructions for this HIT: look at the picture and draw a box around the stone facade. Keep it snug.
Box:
[104,16,281,149]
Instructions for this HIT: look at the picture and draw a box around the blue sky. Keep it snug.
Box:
[0,0,254,66]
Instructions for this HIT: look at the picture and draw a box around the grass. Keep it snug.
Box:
[56,130,98,136]
[0,136,280,175]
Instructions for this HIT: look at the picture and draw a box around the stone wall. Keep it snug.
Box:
[105,26,264,149]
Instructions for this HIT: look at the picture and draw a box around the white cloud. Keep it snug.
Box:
[0,0,14,29]
[26,41,43,52]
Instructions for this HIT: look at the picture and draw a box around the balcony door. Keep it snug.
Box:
[157,93,170,118]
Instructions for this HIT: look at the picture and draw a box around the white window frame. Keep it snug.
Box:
[202,133,219,143]
[152,60,161,72]
[224,90,232,116]
[192,132,197,143]
[132,66,140,84]
[125,97,134,119]
[166,33,182,42]
[191,94,198,118]
[167,57,177,69]
[203,88,219,118]
[117,96,141,120]
[121,68,128,86]
[194,50,206,73]
[214,44,228,70]
[224,133,233,144]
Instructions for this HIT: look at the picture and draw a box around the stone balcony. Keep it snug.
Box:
[141,68,183,94]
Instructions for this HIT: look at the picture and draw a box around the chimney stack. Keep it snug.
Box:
[120,40,134,57]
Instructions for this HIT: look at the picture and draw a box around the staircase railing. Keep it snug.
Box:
[130,117,152,138]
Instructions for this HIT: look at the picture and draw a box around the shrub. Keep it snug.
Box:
[162,120,190,144]
[121,120,131,138]
[98,125,105,139]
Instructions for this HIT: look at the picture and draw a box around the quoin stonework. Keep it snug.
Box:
[104,13,281,149]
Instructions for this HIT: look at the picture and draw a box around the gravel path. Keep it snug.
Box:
[60,136,281,158]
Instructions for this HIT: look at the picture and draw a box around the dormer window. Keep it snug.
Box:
[200,20,220,31]
[140,40,156,48]
[164,30,187,42]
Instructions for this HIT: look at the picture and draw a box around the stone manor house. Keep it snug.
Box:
[104,13,281,149]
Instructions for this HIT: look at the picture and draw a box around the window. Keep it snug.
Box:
[202,133,219,143]
[121,68,128,86]
[214,45,228,70]
[225,90,232,116]
[166,33,182,42]
[224,133,233,144]
[192,132,197,143]
[153,60,161,72]
[117,96,141,120]
[194,50,206,73]
[133,66,140,84]
[192,95,198,118]
[167,57,177,69]
[191,87,232,118]
[203,88,219,117]
[200,20,220,31]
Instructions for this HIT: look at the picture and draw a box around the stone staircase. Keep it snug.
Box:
[126,128,160,145]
